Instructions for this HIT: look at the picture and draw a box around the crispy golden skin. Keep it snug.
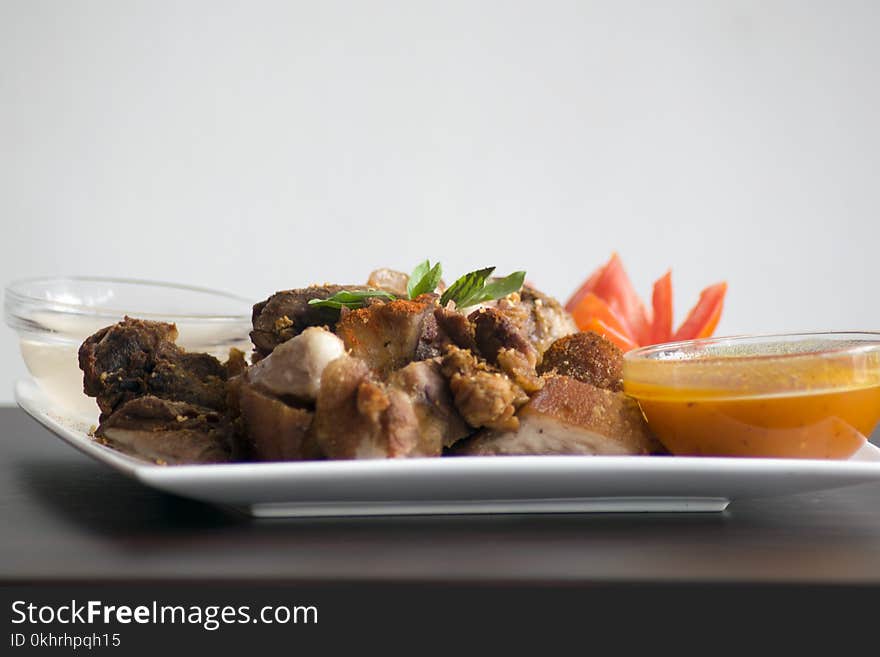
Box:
[455,375,662,456]
[537,331,624,391]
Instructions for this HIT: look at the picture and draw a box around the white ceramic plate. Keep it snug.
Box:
[15,377,880,517]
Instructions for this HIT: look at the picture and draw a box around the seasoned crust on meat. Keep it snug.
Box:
[454,375,661,456]
[335,298,440,375]
[79,317,227,421]
[440,346,528,432]
[537,331,624,391]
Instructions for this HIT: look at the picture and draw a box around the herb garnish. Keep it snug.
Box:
[440,267,526,308]
[407,260,443,300]
[307,261,526,311]
[308,289,396,310]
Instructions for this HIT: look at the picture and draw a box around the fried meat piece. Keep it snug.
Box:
[237,382,320,461]
[388,360,471,449]
[96,396,233,464]
[313,355,419,459]
[469,306,537,365]
[537,331,624,391]
[469,306,543,393]
[335,298,440,375]
[454,375,661,456]
[440,346,528,432]
[492,287,578,358]
[79,317,227,420]
[313,354,466,459]
[433,306,477,351]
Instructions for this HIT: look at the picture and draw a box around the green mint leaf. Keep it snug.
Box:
[440,266,495,307]
[473,270,526,304]
[406,260,443,299]
[308,289,396,310]
[407,260,430,298]
[407,260,443,299]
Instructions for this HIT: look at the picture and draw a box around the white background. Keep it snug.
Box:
[2,1,879,402]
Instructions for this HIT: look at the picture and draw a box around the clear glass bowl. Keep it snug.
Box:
[5,277,253,417]
[623,332,880,459]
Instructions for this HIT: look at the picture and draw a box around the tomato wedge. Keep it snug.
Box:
[591,253,652,345]
[581,318,639,352]
[650,270,673,344]
[564,264,603,313]
[570,292,634,339]
[567,254,727,348]
[672,282,727,342]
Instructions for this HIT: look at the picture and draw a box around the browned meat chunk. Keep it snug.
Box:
[469,306,542,393]
[336,298,439,375]
[470,306,537,366]
[245,326,345,403]
[250,285,367,360]
[237,381,320,461]
[313,354,460,459]
[492,287,578,358]
[440,346,528,432]
[388,360,471,449]
[434,306,476,351]
[455,375,661,456]
[96,396,233,464]
[537,331,624,391]
[79,317,227,421]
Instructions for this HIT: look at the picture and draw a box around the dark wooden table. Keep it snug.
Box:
[3,406,880,585]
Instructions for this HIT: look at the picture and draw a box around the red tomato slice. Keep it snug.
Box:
[672,282,727,341]
[564,262,605,312]
[650,270,673,344]
[581,318,640,353]
[570,292,636,340]
[592,253,652,346]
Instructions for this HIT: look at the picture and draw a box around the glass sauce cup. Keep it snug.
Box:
[623,332,880,459]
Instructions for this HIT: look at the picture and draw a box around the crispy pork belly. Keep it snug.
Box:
[440,346,528,432]
[455,375,660,456]
[336,298,440,375]
[313,354,452,459]
[388,360,471,448]
[537,331,624,391]
[491,287,578,358]
[470,306,537,365]
[469,306,542,393]
[237,382,320,461]
[96,396,233,464]
[79,317,227,420]
[245,327,345,403]
[250,285,370,360]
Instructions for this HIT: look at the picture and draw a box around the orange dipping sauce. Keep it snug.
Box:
[623,333,880,459]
